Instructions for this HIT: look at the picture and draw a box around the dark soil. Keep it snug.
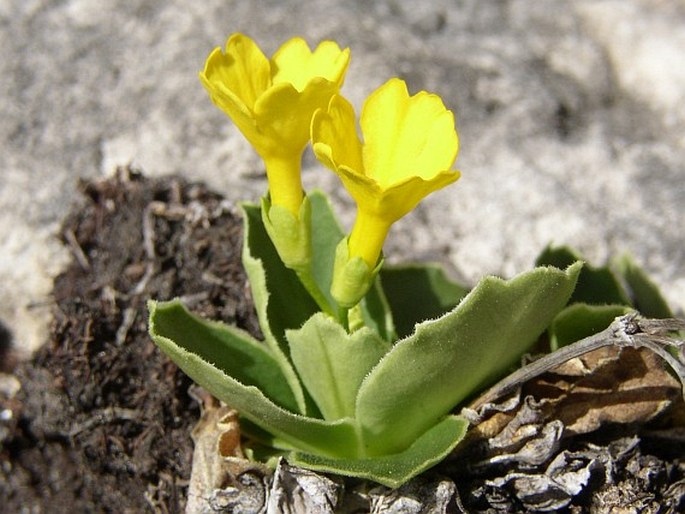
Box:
[0,167,259,513]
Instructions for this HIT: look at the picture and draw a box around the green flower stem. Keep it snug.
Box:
[292,263,337,317]
[337,306,350,332]
[260,195,335,316]
[347,304,365,332]
[332,303,364,334]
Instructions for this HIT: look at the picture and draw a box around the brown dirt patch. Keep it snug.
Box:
[0,168,258,513]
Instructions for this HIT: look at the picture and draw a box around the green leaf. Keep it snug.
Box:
[287,313,390,420]
[148,300,360,458]
[242,203,319,414]
[380,264,469,338]
[549,303,633,350]
[359,279,396,342]
[149,299,299,411]
[536,245,630,306]
[308,191,395,341]
[307,191,344,313]
[613,254,673,318]
[356,263,581,455]
[291,415,469,488]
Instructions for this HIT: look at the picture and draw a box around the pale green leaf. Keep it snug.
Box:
[291,415,468,488]
[149,299,298,411]
[148,300,360,458]
[242,203,318,414]
[380,263,469,338]
[307,190,344,313]
[287,313,390,420]
[356,263,581,455]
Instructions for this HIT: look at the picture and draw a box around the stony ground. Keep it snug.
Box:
[1,0,684,353]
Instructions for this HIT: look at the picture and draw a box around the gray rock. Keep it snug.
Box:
[267,459,340,514]
[1,0,684,352]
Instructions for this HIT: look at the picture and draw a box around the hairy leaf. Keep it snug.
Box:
[536,246,630,306]
[292,415,468,488]
[149,300,360,458]
[287,313,389,420]
[356,263,581,455]
[242,203,318,414]
[380,264,469,338]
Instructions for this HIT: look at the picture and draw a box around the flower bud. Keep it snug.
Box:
[261,195,312,270]
[331,237,383,308]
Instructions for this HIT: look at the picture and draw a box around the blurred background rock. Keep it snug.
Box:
[1,0,684,353]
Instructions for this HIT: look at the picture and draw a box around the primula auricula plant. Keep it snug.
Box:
[148,34,671,487]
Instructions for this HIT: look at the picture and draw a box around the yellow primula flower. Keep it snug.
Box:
[312,78,460,306]
[200,33,350,216]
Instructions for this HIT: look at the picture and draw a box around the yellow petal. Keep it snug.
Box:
[199,34,272,149]
[255,79,339,158]
[311,95,364,175]
[314,78,462,288]
[199,63,260,142]
[330,164,383,213]
[202,33,271,112]
[373,170,461,222]
[271,37,351,91]
[312,87,460,223]
[361,78,459,188]
[331,163,459,223]
[334,167,459,272]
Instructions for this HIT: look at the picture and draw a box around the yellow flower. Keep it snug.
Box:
[200,33,350,216]
[312,78,460,271]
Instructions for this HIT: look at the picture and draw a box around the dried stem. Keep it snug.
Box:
[467,314,685,413]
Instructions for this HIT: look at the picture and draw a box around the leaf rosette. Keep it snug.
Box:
[149,193,581,486]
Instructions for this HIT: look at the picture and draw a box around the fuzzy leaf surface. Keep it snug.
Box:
[149,299,298,411]
[380,264,469,338]
[291,415,468,488]
[242,203,318,414]
[287,313,390,420]
[148,300,359,458]
[356,263,582,455]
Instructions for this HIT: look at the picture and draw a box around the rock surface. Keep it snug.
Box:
[1,0,684,352]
